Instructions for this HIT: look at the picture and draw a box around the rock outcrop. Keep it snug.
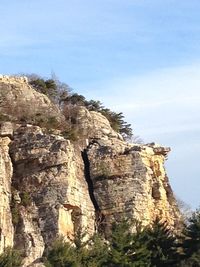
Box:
[87,139,180,235]
[0,75,64,123]
[0,136,14,254]
[9,124,95,266]
[75,106,123,141]
[0,76,181,266]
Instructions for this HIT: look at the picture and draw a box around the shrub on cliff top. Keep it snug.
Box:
[27,73,71,104]
[27,74,133,140]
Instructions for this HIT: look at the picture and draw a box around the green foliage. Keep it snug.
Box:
[107,220,136,266]
[20,192,32,207]
[0,247,22,267]
[106,220,150,267]
[85,234,109,267]
[45,235,108,267]
[44,211,200,267]
[180,251,200,267]
[27,74,71,104]
[11,204,20,226]
[62,93,133,140]
[184,209,200,255]
[44,238,78,267]
[106,218,182,267]
[61,129,79,141]
[140,218,181,267]
[29,78,58,101]
[182,209,200,266]
[100,110,132,140]
[10,189,20,226]
[25,74,134,140]
[11,189,32,226]
[0,113,10,122]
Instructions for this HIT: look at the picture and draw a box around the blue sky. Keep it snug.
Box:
[0,0,200,208]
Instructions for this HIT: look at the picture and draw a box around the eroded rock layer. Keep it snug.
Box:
[87,139,181,235]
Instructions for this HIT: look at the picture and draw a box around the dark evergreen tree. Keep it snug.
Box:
[106,220,150,267]
[82,234,109,267]
[107,220,133,266]
[45,233,109,267]
[44,238,78,267]
[184,209,200,256]
[27,74,71,104]
[141,218,181,267]
[181,209,200,267]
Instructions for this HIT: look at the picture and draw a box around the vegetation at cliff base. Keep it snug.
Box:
[0,209,199,266]
[43,209,200,267]
[0,248,22,267]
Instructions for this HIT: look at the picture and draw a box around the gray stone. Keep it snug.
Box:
[0,122,13,137]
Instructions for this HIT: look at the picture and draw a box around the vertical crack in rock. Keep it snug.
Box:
[82,149,99,211]
[82,149,106,232]
[0,77,182,266]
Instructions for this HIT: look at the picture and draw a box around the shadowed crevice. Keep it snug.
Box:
[81,149,100,211]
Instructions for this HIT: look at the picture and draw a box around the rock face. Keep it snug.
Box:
[9,125,94,266]
[75,106,123,141]
[86,140,181,235]
[0,75,64,123]
[0,76,181,266]
[0,136,14,253]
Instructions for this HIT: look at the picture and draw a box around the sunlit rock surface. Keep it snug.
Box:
[0,76,181,266]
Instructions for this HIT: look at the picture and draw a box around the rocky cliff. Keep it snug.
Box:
[0,76,181,266]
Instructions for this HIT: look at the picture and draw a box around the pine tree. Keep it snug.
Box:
[184,209,200,256]
[106,220,150,267]
[82,234,109,267]
[182,209,200,267]
[141,218,181,267]
[107,220,133,266]
[44,238,78,267]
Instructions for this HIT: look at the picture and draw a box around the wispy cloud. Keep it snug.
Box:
[80,63,200,208]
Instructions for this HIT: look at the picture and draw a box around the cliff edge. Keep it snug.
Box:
[0,76,181,266]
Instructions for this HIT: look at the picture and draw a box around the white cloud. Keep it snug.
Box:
[84,63,200,138]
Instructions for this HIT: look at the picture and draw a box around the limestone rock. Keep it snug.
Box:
[0,137,14,253]
[9,125,95,266]
[0,122,13,138]
[0,76,182,266]
[76,106,123,141]
[87,140,181,235]
[0,77,64,123]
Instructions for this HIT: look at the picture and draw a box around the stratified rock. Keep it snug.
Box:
[87,140,181,235]
[0,137,14,253]
[9,125,95,266]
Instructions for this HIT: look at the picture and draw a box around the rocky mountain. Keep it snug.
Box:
[0,76,181,266]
